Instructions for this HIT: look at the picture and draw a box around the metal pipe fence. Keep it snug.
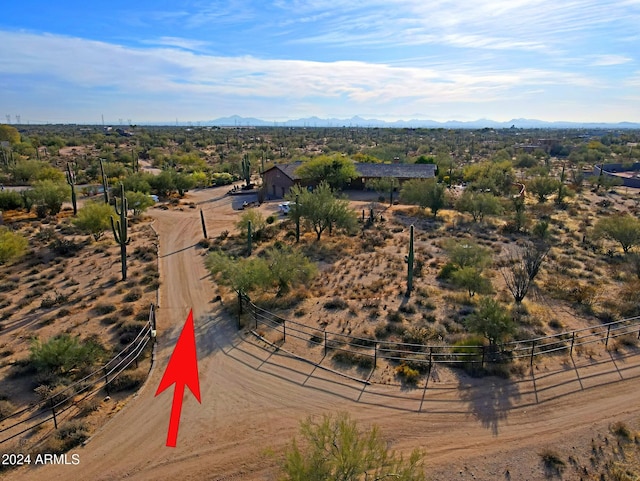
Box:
[0,304,157,445]
[239,294,640,370]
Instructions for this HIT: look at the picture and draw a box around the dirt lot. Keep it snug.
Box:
[4,186,640,481]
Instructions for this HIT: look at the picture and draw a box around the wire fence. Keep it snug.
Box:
[0,303,157,445]
[238,293,640,370]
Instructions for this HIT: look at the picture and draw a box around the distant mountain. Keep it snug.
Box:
[203,115,640,129]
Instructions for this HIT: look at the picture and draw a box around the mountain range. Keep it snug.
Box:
[201,115,640,129]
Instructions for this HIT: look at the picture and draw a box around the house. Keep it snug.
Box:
[261,161,437,198]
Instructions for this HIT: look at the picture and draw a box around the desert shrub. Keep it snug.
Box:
[539,448,565,476]
[29,334,106,376]
[40,291,68,309]
[610,421,633,441]
[324,297,348,310]
[0,399,15,420]
[120,305,135,316]
[77,397,101,417]
[266,215,276,224]
[0,280,18,292]
[399,303,417,314]
[56,420,89,450]
[332,351,374,369]
[437,262,457,280]
[94,303,116,315]
[395,363,421,384]
[108,370,147,392]
[123,288,143,302]
[0,227,28,264]
[50,237,82,257]
[0,191,24,210]
[133,245,155,261]
[387,310,403,323]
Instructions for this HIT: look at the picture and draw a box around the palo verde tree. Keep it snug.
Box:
[455,190,503,222]
[439,240,493,298]
[281,412,425,481]
[29,180,70,217]
[295,155,358,190]
[73,201,115,241]
[400,178,447,218]
[125,191,155,216]
[465,297,515,346]
[286,182,357,241]
[528,175,561,203]
[594,213,640,254]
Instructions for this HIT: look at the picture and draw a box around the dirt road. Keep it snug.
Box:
[10,187,640,481]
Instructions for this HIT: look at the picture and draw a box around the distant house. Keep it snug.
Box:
[261,161,437,198]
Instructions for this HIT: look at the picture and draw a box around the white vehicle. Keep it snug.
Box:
[278,201,291,214]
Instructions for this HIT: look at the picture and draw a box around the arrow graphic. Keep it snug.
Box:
[155,308,201,447]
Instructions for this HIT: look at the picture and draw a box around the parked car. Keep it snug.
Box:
[278,201,291,214]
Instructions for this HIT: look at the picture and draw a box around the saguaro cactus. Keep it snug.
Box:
[405,224,415,295]
[99,158,109,204]
[111,183,129,281]
[131,148,139,173]
[66,162,77,215]
[241,154,251,187]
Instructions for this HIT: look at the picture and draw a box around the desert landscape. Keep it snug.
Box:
[0,124,639,481]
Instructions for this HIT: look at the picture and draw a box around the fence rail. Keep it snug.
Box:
[239,294,640,370]
[0,304,157,445]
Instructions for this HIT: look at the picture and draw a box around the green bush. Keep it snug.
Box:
[0,227,28,264]
[0,191,23,210]
[123,287,143,302]
[94,303,116,315]
[395,363,421,384]
[29,334,106,376]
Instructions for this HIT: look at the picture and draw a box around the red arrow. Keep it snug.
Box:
[155,308,201,447]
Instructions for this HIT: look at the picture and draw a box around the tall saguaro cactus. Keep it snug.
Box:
[241,154,251,187]
[99,158,109,204]
[405,224,415,295]
[111,183,129,281]
[66,162,77,215]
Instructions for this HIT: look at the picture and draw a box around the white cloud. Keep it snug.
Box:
[140,37,210,51]
[590,54,633,66]
[0,30,598,104]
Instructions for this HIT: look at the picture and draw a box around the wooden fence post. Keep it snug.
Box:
[481,345,486,368]
[570,332,576,357]
[605,324,611,347]
[50,399,58,430]
[282,320,286,342]
[237,291,242,329]
[373,343,377,368]
[530,340,536,366]
[324,331,328,357]
[254,303,258,330]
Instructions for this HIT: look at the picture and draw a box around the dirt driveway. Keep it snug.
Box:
[9,186,640,481]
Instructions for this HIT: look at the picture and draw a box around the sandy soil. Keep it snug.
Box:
[6,186,640,481]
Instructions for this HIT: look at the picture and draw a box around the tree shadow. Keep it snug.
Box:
[458,368,522,436]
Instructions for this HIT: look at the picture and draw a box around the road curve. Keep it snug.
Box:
[10,187,640,481]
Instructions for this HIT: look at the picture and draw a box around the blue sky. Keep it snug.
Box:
[1,0,639,124]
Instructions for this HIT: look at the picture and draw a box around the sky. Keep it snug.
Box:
[1,0,639,125]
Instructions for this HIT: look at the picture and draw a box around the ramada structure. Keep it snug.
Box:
[262,161,437,198]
